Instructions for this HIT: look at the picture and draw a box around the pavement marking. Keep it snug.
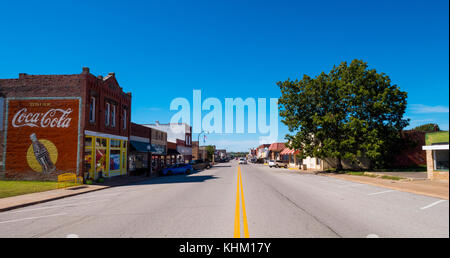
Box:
[0,213,67,224]
[368,190,396,196]
[1,199,110,214]
[234,168,240,238]
[66,234,79,238]
[338,183,365,188]
[366,234,379,238]
[239,166,250,238]
[234,166,249,238]
[420,200,447,210]
[70,192,121,200]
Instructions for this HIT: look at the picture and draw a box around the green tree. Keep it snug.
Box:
[278,59,409,170]
[412,123,440,133]
[205,145,215,161]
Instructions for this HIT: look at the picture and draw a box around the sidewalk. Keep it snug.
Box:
[323,173,449,200]
[363,171,428,180]
[0,175,151,212]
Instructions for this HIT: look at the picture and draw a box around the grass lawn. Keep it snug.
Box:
[426,131,449,145]
[344,172,404,180]
[0,180,78,199]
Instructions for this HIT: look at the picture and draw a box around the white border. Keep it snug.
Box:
[422,145,449,150]
[84,130,128,141]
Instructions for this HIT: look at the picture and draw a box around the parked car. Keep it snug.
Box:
[238,158,247,164]
[162,163,193,176]
[269,160,288,168]
[189,159,211,170]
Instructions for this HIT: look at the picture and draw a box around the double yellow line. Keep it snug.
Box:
[234,166,249,238]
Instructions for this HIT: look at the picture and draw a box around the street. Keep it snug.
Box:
[0,160,448,238]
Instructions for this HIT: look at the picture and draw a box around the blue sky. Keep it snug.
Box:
[0,0,448,151]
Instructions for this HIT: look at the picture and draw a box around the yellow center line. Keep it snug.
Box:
[239,166,250,238]
[234,167,240,238]
[234,165,249,238]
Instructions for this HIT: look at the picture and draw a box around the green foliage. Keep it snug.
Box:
[413,123,440,133]
[204,145,215,161]
[278,59,409,170]
[425,131,449,145]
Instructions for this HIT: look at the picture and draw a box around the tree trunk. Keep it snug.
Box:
[336,156,343,172]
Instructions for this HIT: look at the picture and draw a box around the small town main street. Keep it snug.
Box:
[0,160,448,238]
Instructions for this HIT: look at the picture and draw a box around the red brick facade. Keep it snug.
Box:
[392,130,427,167]
[0,67,131,180]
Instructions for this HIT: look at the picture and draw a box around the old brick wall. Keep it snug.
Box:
[0,67,132,180]
[392,130,426,167]
[84,72,131,139]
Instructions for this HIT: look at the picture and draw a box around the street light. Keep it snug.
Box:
[146,144,152,177]
[197,130,209,143]
[198,130,209,161]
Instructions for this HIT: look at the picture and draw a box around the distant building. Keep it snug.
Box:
[143,122,192,163]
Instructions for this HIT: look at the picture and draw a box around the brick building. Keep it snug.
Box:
[0,67,131,181]
[129,122,167,176]
[143,122,192,163]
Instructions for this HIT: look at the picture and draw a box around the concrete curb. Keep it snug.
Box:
[0,177,150,212]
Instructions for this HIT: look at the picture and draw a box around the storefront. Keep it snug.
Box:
[423,131,449,181]
[167,142,179,165]
[129,139,154,175]
[84,131,128,180]
[280,148,301,168]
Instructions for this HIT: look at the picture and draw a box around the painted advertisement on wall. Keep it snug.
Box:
[4,98,81,180]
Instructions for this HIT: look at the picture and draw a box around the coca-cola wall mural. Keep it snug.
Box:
[4,98,81,180]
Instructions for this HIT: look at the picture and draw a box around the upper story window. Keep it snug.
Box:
[105,103,110,126]
[89,97,95,123]
[111,104,116,127]
[123,108,127,130]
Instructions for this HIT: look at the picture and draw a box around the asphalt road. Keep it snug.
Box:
[0,160,448,238]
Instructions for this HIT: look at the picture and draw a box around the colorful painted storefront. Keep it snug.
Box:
[84,131,128,180]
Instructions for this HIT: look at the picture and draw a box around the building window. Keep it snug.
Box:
[89,97,95,123]
[123,108,127,130]
[111,104,116,127]
[105,103,110,126]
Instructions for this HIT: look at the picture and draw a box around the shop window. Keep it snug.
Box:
[110,149,121,171]
[111,139,121,148]
[95,149,107,175]
[84,149,93,173]
[434,150,449,170]
[85,136,92,148]
[96,138,107,148]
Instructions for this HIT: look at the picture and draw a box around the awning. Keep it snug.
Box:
[269,142,286,152]
[130,141,156,152]
[280,148,290,155]
[280,148,300,155]
[167,148,180,155]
